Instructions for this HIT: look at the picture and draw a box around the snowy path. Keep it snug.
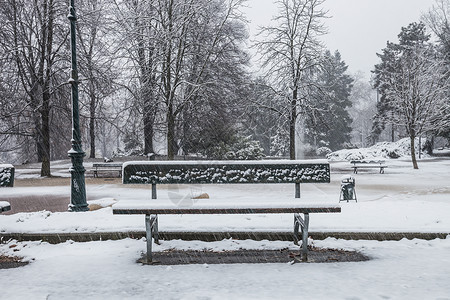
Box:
[1,158,450,234]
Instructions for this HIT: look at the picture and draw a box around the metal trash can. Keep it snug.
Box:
[340,176,357,202]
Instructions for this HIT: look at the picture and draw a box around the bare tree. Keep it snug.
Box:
[114,0,248,159]
[76,0,118,158]
[255,0,327,159]
[374,23,449,169]
[156,0,248,159]
[0,0,68,175]
[112,0,163,156]
[423,0,450,142]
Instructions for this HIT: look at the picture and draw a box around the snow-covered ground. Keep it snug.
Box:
[1,237,449,299]
[2,158,450,234]
[1,156,450,299]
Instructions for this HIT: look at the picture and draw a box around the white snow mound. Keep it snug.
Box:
[327,137,425,161]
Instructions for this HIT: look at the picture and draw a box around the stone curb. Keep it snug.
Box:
[1,231,449,244]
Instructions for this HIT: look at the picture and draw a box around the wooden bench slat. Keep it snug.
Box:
[112,206,341,215]
[93,163,123,168]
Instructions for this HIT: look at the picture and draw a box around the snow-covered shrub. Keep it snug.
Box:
[326,137,427,161]
[316,147,332,157]
[387,149,401,159]
[228,138,265,160]
[206,136,265,160]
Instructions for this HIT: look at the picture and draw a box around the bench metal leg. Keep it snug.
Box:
[151,214,159,244]
[293,213,301,245]
[145,215,153,262]
[294,213,310,261]
[145,214,159,263]
[302,213,310,261]
[152,183,157,199]
[295,183,300,198]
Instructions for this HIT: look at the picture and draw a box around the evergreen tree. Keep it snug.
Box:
[305,50,354,151]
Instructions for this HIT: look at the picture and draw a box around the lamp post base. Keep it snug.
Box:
[68,149,89,212]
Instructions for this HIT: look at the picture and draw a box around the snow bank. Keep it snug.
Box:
[327,137,423,161]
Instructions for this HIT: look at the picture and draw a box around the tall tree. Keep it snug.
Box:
[423,0,450,143]
[305,50,353,151]
[76,0,117,158]
[373,22,449,169]
[255,0,327,159]
[157,0,248,159]
[0,0,68,176]
[113,0,159,156]
[113,0,248,159]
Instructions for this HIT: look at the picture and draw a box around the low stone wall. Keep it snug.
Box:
[0,164,14,187]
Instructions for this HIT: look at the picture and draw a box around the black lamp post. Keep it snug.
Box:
[68,0,88,212]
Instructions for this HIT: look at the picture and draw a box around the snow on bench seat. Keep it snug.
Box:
[112,200,341,215]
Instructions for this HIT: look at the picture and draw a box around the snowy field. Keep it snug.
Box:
[0,157,450,299]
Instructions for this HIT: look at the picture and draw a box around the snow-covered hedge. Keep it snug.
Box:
[0,164,15,187]
[327,138,425,161]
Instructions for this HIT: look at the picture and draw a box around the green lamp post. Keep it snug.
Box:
[68,0,89,212]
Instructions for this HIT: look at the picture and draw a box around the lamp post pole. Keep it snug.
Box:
[68,0,88,212]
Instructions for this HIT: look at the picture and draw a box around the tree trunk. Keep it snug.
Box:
[143,100,154,155]
[410,135,419,169]
[289,90,297,160]
[40,0,53,177]
[167,104,175,160]
[89,95,96,158]
[40,86,51,177]
[391,124,395,142]
[88,57,96,158]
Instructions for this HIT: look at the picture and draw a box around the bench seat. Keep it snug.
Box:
[113,201,340,215]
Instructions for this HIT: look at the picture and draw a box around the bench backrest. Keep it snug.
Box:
[122,160,330,184]
[351,160,385,165]
[93,163,123,168]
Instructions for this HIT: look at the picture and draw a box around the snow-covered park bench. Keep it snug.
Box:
[112,160,341,263]
[0,201,11,213]
[351,160,387,174]
[92,163,123,178]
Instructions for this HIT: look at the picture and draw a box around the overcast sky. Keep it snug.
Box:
[244,0,437,79]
